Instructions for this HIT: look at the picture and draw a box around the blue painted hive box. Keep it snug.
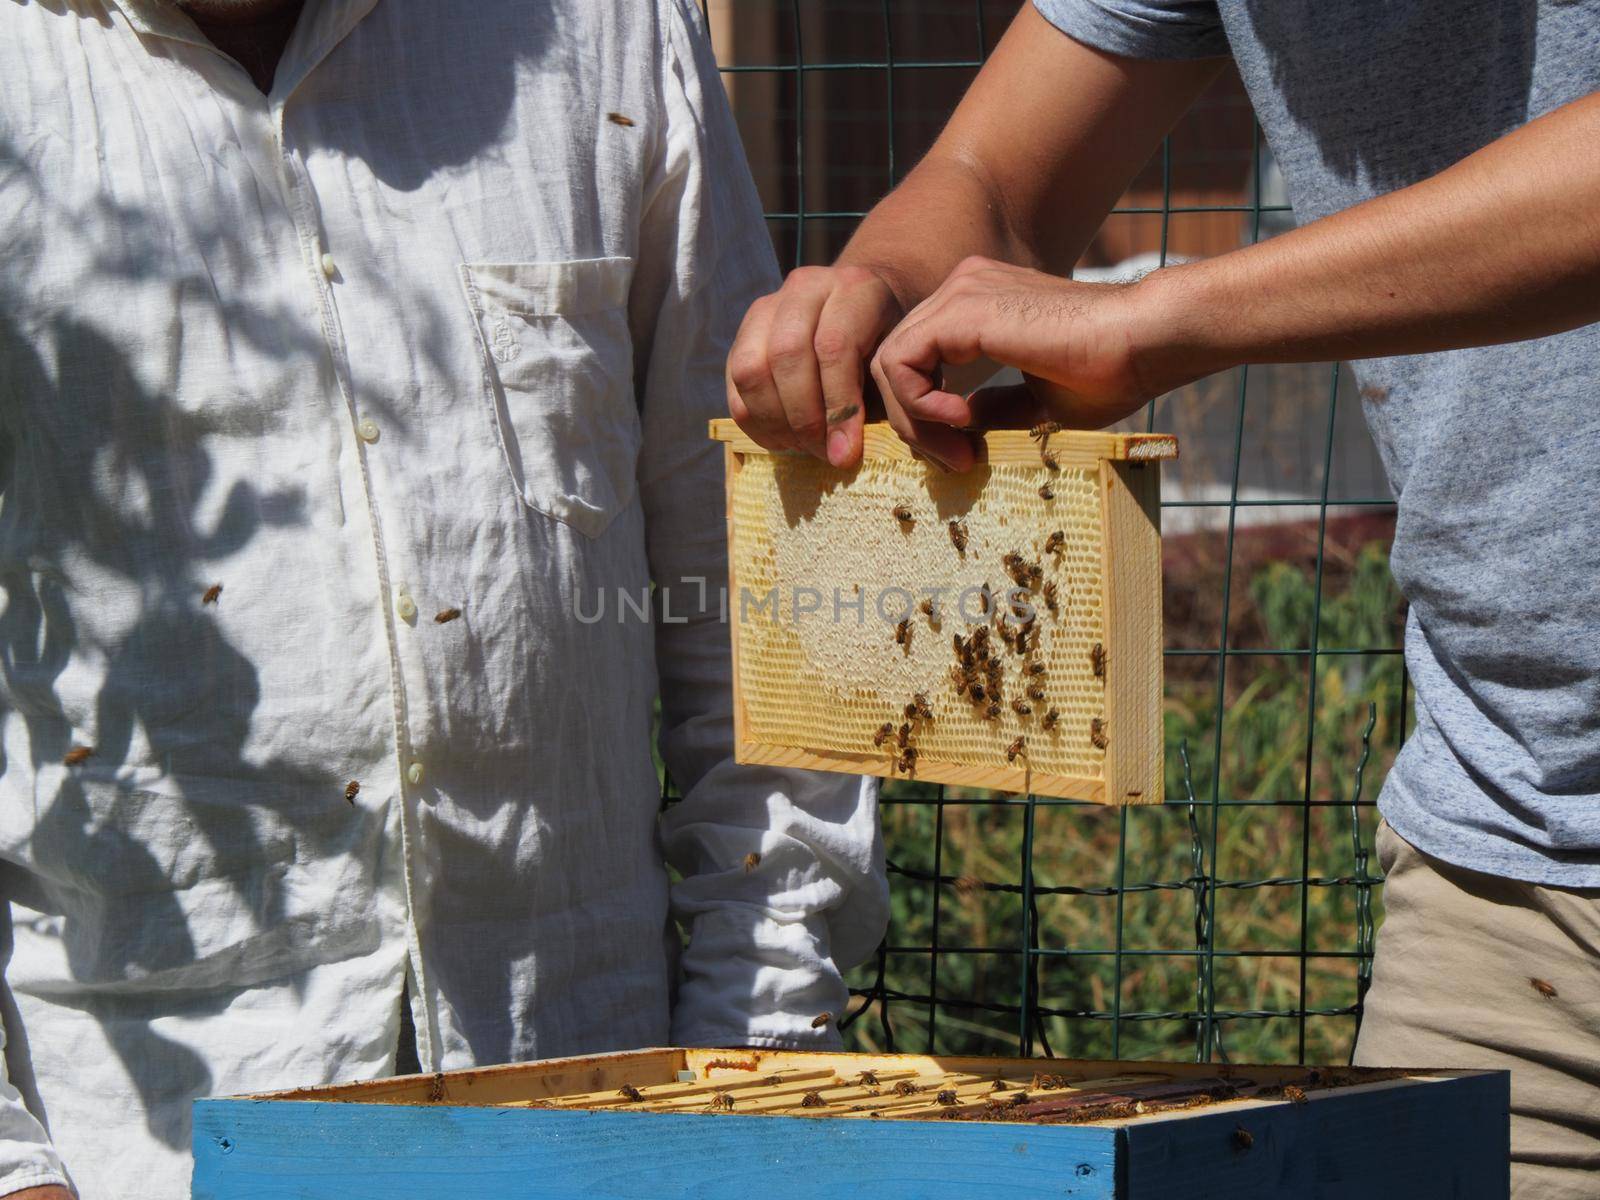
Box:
[192,1046,1508,1198]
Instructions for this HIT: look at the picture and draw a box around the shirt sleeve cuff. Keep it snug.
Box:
[1032,0,1232,61]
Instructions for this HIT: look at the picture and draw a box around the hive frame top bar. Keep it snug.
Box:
[708,419,1179,468]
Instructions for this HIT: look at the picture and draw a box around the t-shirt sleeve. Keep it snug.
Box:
[1032,0,1230,61]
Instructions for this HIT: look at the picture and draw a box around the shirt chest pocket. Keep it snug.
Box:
[461,258,639,538]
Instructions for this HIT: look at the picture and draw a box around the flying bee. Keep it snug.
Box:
[897,723,911,749]
[1023,661,1046,676]
[1029,420,1062,440]
[63,745,94,767]
[811,1011,833,1028]
[1090,718,1108,749]
[894,618,912,649]
[434,607,462,624]
[948,519,968,552]
[617,1084,644,1102]
[892,503,914,525]
[743,851,761,872]
[708,1091,736,1112]
[984,701,1002,720]
[1043,531,1064,555]
[344,780,361,804]
[1531,977,1558,998]
[873,722,894,747]
[936,1089,959,1106]
[202,583,223,605]
[606,112,637,127]
[1041,709,1060,731]
[1040,449,1059,471]
[1027,684,1046,702]
[1011,699,1031,716]
[1038,483,1054,500]
[1005,737,1026,762]
[1042,581,1058,613]
[1090,642,1106,678]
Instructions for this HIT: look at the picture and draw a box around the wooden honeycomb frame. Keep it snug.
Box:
[712,420,1177,804]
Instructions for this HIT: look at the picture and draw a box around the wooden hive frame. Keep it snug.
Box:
[193,1048,1509,1198]
[711,419,1177,804]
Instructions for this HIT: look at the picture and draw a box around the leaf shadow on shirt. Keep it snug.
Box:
[1239,1,1536,195]
[0,311,385,1148]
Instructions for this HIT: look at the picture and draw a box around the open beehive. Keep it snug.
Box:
[712,419,1177,803]
[192,1047,1508,1198]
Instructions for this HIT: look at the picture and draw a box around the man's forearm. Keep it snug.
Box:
[1141,91,1600,385]
[836,152,1036,314]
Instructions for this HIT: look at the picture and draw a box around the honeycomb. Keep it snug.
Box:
[730,451,1108,784]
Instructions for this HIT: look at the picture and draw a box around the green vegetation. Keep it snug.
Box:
[841,537,1406,1068]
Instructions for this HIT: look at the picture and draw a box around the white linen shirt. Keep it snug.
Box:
[0,2,887,1196]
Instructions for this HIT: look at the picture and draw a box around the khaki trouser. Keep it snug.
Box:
[1354,821,1600,1199]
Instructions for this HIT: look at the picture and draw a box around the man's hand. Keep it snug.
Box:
[868,256,1179,469]
[725,264,903,467]
[5,1186,73,1199]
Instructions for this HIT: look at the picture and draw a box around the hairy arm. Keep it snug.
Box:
[872,90,1600,430]
[727,6,1223,467]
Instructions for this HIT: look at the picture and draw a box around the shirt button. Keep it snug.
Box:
[321,251,338,280]
[357,418,380,444]
[406,761,425,787]
[396,587,417,622]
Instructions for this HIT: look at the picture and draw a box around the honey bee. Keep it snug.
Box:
[949,665,973,694]
[1041,709,1060,731]
[948,519,968,552]
[897,723,911,748]
[743,851,761,872]
[935,1089,959,1106]
[918,598,936,620]
[971,626,989,653]
[811,1011,833,1028]
[345,779,361,804]
[1090,718,1108,749]
[1040,449,1059,471]
[892,503,914,524]
[873,722,894,746]
[1014,626,1032,655]
[990,1079,1008,1092]
[952,632,966,659]
[897,748,918,773]
[1027,684,1046,702]
[1090,642,1106,678]
[969,682,987,703]
[1531,977,1559,998]
[1029,421,1062,440]
[984,701,1002,720]
[606,112,636,127]
[1005,737,1026,763]
[1038,483,1054,500]
[801,1091,827,1108]
[1232,1126,1255,1151]
[911,692,933,719]
[996,622,1017,651]
[894,618,912,649]
[1044,531,1064,555]
[1282,1085,1307,1105]
[62,745,94,767]
[855,1071,880,1087]
[893,1080,920,1097]
[1008,1091,1029,1108]
[1011,698,1032,716]
[617,1084,644,1102]
[201,583,222,605]
[1031,1073,1066,1091]
[1042,581,1059,613]
[1026,562,1043,588]
[1023,661,1046,676]
[708,1091,736,1112]
[434,607,462,624]
[428,1073,447,1102]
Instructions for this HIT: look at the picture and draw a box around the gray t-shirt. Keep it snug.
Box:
[1036,0,1600,884]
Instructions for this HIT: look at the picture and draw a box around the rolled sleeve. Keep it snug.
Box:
[1033,0,1231,61]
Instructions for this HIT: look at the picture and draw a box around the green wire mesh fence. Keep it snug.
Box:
[693,0,1403,1067]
